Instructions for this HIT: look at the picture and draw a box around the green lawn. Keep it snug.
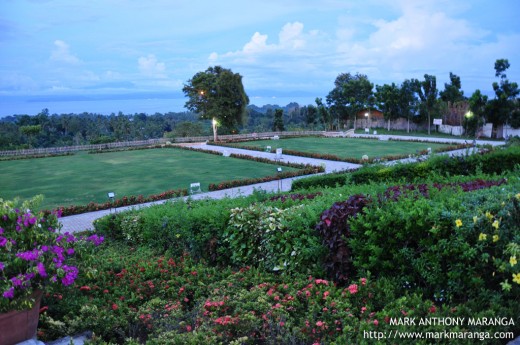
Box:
[0,148,298,210]
[232,137,453,159]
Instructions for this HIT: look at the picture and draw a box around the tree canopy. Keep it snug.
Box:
[183,66,249,140]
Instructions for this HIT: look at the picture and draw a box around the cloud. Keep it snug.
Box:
[210,21,310,63]
[50,40,81,64]
[138,54,166,78]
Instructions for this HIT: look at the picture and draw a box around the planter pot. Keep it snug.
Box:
[0,290,43,345]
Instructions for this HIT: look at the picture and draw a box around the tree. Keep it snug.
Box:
[375,83,400,131]
[315,98,332,130]
[272,109,285,132]
[440,72,465,103]
[326,73,374,129]
[414,74,438,135]
[467,89,488,137]
[488,59,519,131]
[183,66,249,141]
[398,79,419,133]
[304,104,318,130]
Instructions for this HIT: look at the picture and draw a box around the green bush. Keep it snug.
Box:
[349,146,520,185]
[224,203,325,274]
[348,181,520,305]
[291,171,351,191]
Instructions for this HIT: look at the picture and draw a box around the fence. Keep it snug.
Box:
[0,131,329,157]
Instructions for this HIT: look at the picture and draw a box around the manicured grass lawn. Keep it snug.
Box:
[0,148,298,210]
[232,137,453,159]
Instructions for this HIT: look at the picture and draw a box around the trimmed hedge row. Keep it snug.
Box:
[292,145,520,190]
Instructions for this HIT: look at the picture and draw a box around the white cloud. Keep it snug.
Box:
[138,54,166,78]
[50,40,81,64]
[279,22,305,49]
[212,21,310,63]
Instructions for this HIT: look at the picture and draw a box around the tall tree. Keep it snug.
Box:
[440,72,465,104]
[488,59,519,131]
[375,83,400,131]
[414,74,438,134]
[326,73,374,129]
[183,66,249,141]
[315,98,332,130]
[399,79,419,133]
[467,89,488,137]
[272,109,285,132]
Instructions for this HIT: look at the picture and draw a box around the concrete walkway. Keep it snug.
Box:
[58,135,504,233]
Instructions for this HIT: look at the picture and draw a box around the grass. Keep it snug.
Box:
[231,137,454,159]
[0,148,298,210]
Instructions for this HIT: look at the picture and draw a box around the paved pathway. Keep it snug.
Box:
[58,135,504,233]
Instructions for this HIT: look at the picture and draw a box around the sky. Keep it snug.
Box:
[1,0,519,115]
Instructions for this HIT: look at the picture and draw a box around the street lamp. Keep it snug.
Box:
[364,112,369,133]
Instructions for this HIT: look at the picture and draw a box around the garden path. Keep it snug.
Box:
[58,135,504,234]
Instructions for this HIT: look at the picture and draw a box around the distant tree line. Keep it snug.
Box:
[1,59,518,150]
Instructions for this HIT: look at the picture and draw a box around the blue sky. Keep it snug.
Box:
[1,0,519,112]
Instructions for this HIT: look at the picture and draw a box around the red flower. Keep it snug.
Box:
[429,305,437,313]
[79,285,91,291]
[39,306,49,314]
[112,303,118,311]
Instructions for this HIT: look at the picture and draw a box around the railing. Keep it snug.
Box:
[0,131,346,157]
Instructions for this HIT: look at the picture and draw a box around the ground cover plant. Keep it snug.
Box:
[35,163,520,344]
[214,137,458,163]
[0,147,301,211]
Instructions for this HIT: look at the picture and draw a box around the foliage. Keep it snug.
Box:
[272,109,285,132]
[0,196,103,312]
[315,194,371,283]
[224,203,325,273]
[413,74,439,135]
[183,66,249,139]
[326,73,374,127]
[348,180,520,304]
[291,172,351,191]
[350,145,520,185]
[488,59,520,128]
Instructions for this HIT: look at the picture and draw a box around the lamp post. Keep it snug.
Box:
[364,112,369,133]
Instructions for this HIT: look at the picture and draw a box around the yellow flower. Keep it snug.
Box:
[516,193,520,200]
[455,219,463,228]
[478,233,487,241]
[485,211,493,221]
[492,235,499,242]
[473,216,478,223]
[513,273,520,285]
[510,256,518,267]
[492,220,500,230]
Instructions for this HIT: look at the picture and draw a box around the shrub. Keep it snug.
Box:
[291,171,353,191]
[315,194,372,283]
[224,203,325,274]
[348,181,520,304]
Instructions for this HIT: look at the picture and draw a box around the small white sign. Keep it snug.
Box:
[433,119,442,125]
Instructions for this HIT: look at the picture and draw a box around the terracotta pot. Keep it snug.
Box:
[0,290,43,345]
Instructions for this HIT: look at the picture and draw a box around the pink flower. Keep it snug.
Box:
[373,319,379,326]
[361,278,367,285]
[347,284,358,295]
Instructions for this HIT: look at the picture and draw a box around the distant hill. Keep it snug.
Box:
[247,102,302,114]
